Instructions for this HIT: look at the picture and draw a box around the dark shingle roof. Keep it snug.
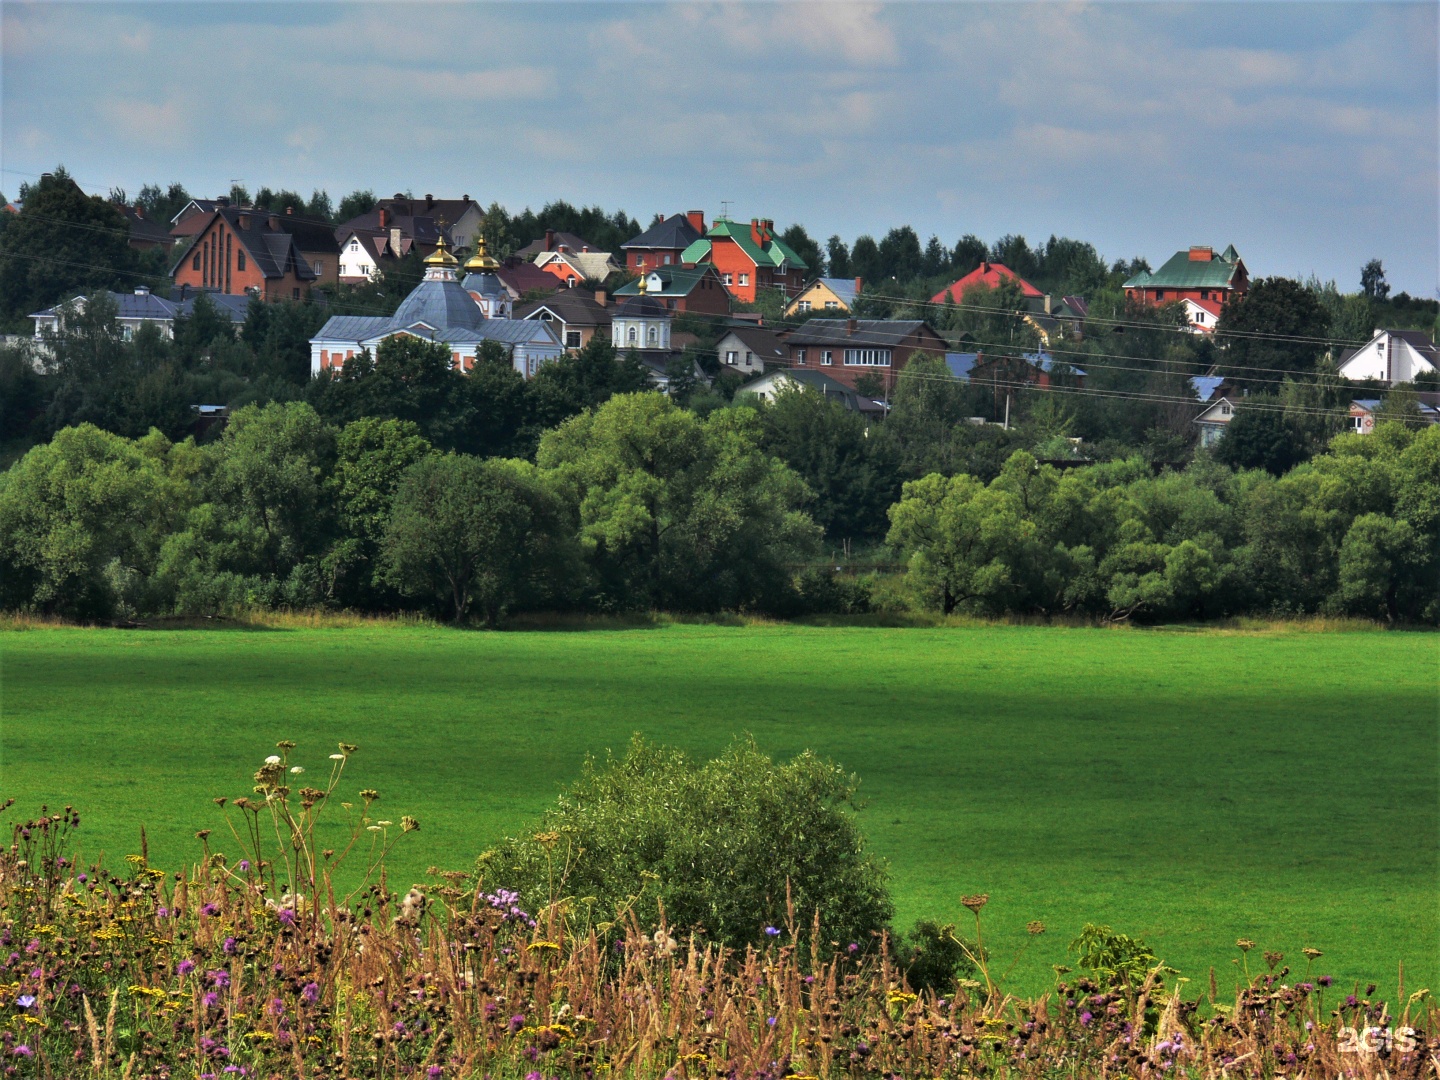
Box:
[613,265,721,298]
[622,213,703,251]
[719,325,787,362]
[514,292,611,327]
[615,295,669,319]
[782,319,930,347]
[515,231,592,258]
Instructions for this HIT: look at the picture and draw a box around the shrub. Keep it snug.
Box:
[482,736,894,949]
[896,918,981,993]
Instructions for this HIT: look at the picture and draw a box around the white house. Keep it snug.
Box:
[1193,395,1240,447]
[310,238,562,380]
[715,325,787,377]
[739,368,886,416]
[1181,298,1223,334]
[31,286,249,342]
[1336,329,1437,385]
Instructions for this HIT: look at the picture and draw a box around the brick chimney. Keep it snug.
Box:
[545,228,556,252]
[762,219,774,242]
[594,288,607,308]
[687,210,706,233]
[377,207,388,228]
[268,212,280,231]
[751,218,764,246]
[846,318,857,336]
[285,206,293,216]
[1189,246,1214,261]
[854,276,863,293]
[425,194,434,210]
[238,211,251,230]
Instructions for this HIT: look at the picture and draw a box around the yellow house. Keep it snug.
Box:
[784,276,862,317]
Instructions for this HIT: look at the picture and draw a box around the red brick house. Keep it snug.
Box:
[680,218,808,303]
[171,207,339,300]
[779,318,948,393]
[622,211,706,271]
[1122,245,1248,306]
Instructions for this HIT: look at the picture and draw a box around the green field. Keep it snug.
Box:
[1,623,1435,995]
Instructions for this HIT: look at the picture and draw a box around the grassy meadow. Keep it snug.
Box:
[0,621,1435,996]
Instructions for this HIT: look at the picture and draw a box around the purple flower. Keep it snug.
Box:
[847,943,859,954]
[525,1073,542,1080]
[12,1046,32,1058]
[15,995,35,1010]
[509,1014,526,1033]
[77,874,87,883]
[427,1069,443,1079]
[237,860,250,872]
[203,992,219,1009]
[1318,975,1333,987]
[200,904,219,918]
[764,926,780,937]
[301,982,319,1004]
[1344,994,1359,1008]
[767,1016,777,1027]
[156,907,169,918]
[207,970,230,988]
[277,909,296,927]
[222,937,237,955]
[177,960,195,976]
[1079,1011,1093,1026]
[269,998,285,1016]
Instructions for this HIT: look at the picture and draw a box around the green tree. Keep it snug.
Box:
[523,335,651,434]
[1359,259,1389,301]
[337,190,378,223]
[886,471,1040,614]
[0,424,192,617]
[1216,277,1331,381]
[0,168,140,330]
[483,736,894,950]
[1213,402,1309,475]
[951,235,988,275]
[779,223,823,276]
[536,392,819,610]
[381,453,562,624]
[752,384,900,541]
[826,236,850,279]
[1331,512,1423,622]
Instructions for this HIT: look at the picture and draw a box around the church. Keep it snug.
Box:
[310,236,561,379]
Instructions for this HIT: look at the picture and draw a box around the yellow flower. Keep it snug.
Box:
[124,855,146,865]
[32,925,55,936]
[245,1031,275,1041]
[529,941,561,952]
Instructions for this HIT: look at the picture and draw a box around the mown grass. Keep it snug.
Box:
[0,622,1434,997]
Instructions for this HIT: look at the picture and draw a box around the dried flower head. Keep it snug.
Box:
[960,894,989,914]
[1302,947,1322,960]
[1264,951,1283,970]
[1236,939,1255,952]
[276,740,296,751]
[401,816,420,833]
[1027,921,1046,935]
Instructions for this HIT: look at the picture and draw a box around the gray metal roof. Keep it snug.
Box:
[614,295,669,319]
[32,289,249,324]
[461,271,507,299]
[782,319,929,347]
[391,279,488,332]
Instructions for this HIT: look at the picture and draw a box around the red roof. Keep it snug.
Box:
[1187,297,1223,318]
[931,261,1043,304]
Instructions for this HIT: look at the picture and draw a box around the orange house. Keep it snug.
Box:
[171,207,339,301]
[679,218,808,304]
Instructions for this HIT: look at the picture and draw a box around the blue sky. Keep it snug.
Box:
[3,2,1436,293]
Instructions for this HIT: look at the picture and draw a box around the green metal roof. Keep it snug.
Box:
[614,265,715,297]
[679,238,711,263]
[766,237,808,272]
[1123,247,1243,290]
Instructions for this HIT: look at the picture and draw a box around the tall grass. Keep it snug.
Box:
[0,743,1432,1078]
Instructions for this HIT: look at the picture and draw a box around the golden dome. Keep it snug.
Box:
[464,233,500,272]
[424,234,459,268]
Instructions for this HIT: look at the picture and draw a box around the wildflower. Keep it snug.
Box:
[208,970,231,988]
[201,904,220,917]
[427,1069,443,1079]
[236,860,250,872]
[12,1046,32,1057]
[15,996,34,1009]
[767,1016,777,1027]
[277,909,296,927]
[1079,1011,1093,1026]
[1302,947,1322,959]
[401,815,420,832]
[178,960,196,976]
[222,937,237,955]
[330,754,345,760]
[1236,939,1255,952]
[203,993,219,1009]
[764,926,781,937]
[1317,975,1333,987]
[510,1014,527,1032]
[289,766,304,775]
[156,906,169,918]
[847,943,859,954]
[1027,920,1046,935]
[301,982,319,1004]
[960,894,989,914]
[265,756,281,765]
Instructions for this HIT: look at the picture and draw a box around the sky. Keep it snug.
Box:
[3,1,1436,294]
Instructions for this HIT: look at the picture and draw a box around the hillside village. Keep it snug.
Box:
[3,170,1438,473]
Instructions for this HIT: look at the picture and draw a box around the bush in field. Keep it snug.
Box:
[483,736,894,948]
[896,918,981,994]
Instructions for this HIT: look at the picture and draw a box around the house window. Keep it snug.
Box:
[1220,403,1232,416]
[350,240,360,251]
[1200,289,1209,300]
[723,273,733,286]
[628,326,637,344]
[192,254,201,271]
[844,348,891,366]
[745,351,753,365]
[1154,290,1166,300]
[340,264,347,276]
[648,326,658,345]
[824,300,838,310]
[822,350,833,366]
[798,300,811,313]
[663,254,672,265]
[293,288,301,299]
[122,325,134,341]
[726,350,738,365]
[1352,415,1365,432]
[313,261,322,275]
[739,273,749,286]
[795,349,807,364]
